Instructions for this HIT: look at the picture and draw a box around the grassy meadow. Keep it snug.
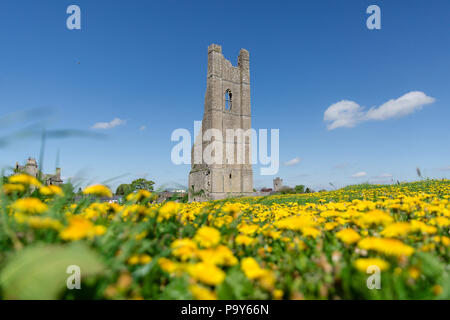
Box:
[0,175,449,300]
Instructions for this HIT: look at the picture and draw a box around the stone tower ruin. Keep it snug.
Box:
[273,177,283,192]
[188,44,253,202]
[14,157,63,186]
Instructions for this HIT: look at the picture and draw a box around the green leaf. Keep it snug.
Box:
[0,242,104,299]
[159,276,192,300]
[217,268,252,300]
[416,252,445,278]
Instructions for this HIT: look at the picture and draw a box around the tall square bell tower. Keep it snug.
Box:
[188,44,253,201]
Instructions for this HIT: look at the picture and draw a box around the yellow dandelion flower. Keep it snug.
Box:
[380,222,411,238]
[441,236,450,247]
[171,238,198,261]
[235,234,257,246]
[39,185,64,196]
[357,209,393,227]
[408,267,420,279]
[135,231,148,240]
[222,203,242,216]
[126,190,152,202]
[59,216,106,241]
[94,225,107,236]
[127,254,140,265]
[139,254,152,264]
[432,284,443,296]
[83,185,112,197]
[301,227,321,238]
[158,201,182,220]
[2,183,25,194]
[410,220,437,234]
[324,222,338,231]
[273,289,283,300]
[264,229,282,240]
[11,198,48,215]
[212,215,233,228]
[14,212,63,230]
[8,174,42,187]
[429,217,450,228]
[336,228,361,245]
[158,258,179,273]
[194,226,221,248]
[189,284,218,300]
[258,269,276,291]
[358,237,414,257]
[197,245,238,266]
[241,257,266,280]
[188,262,225,286]
[237,223,259,235]
[420,243,435,252]
[274,215,317,231]
[354,258,390,272]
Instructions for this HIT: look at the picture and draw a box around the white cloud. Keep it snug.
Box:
[324,100,365,130]
[366,91,435,120]
[92,118,126,130]
[284,157,301,166]
[324,91,435,130]
[351,171,367,178]
[374,173,393,179]
[438,166,450,171]
[139,125,147,131]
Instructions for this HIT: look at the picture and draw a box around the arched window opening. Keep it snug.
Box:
[225,90,232,111]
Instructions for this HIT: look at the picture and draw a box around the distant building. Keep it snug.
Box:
[15,157,63,186]
[73,195,122,203]
[273,177,283,192]
[156,191,184,203]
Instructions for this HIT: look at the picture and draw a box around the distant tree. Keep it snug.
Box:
[294,185,305,194]
[130,178,155,192]
[61,183,75,197]
[280,187,295,194]
[116,184,132,196]
[180,192,189,203]
[116,179,155,196]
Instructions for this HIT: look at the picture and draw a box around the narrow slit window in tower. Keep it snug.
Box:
[225,90,232,110]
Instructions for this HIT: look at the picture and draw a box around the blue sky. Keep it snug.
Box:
[1,0,449,191]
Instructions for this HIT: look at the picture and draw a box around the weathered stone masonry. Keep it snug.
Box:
[188,44,253,201]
